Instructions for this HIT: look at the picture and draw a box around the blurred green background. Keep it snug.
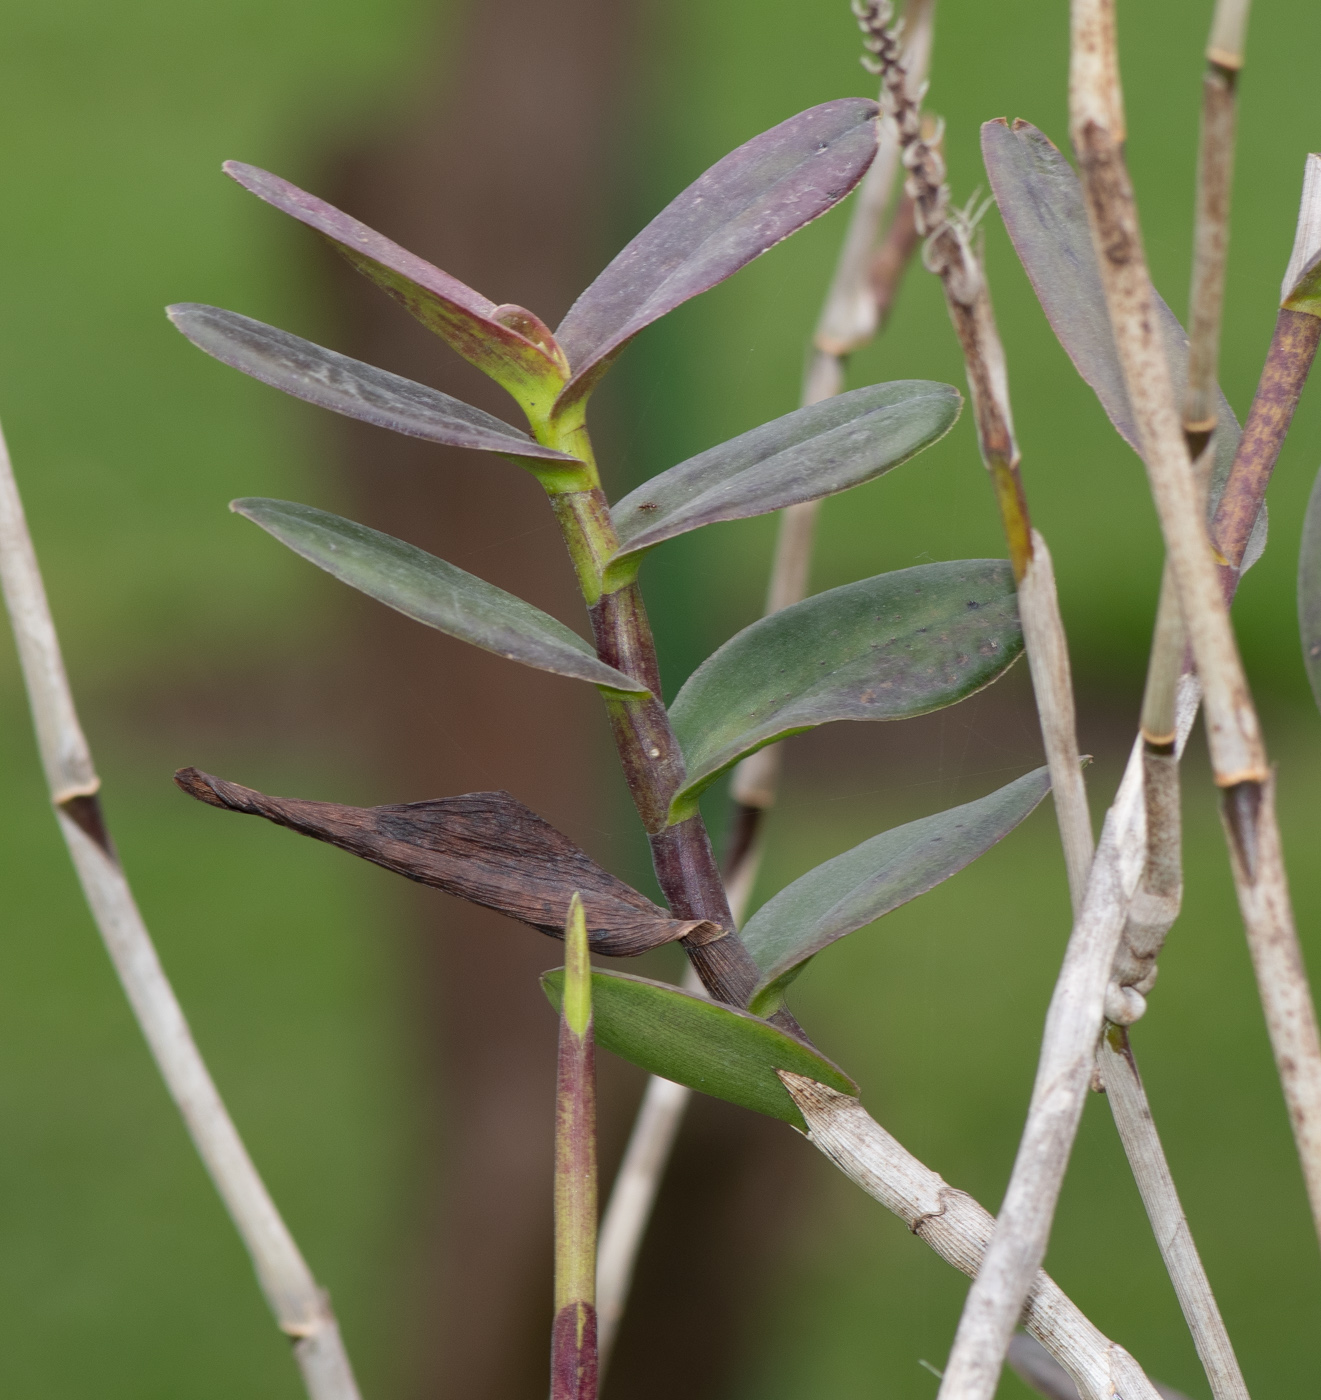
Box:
[2,0,1320,1396]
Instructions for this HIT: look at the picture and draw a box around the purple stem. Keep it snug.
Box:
[1212,306,1321,588]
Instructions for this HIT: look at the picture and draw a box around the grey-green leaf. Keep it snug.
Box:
[234,499,646,693]
[980,118,1267,572]
[666,560,1023,822]
[744,766,1052,1016]
[169,305,581,476]
[1300,464,1321,713]
[540,968,857,1128]
[609,381,961,568]
[553,99,880,409]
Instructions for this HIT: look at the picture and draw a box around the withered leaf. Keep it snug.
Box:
[175,769,721,955]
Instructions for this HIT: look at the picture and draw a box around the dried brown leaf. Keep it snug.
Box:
[175,769,719,955]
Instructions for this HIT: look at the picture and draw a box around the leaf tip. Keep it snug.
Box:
[173,766,226,808]
[562,894,591,1037]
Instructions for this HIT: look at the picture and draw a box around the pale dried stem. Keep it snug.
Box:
[1097,1029,1250,1400]
[784,1076,1166,1400]
[1219,776,1321,1233]
[932,8,1321,1396]
[1207,0,1250,70]
[1184,63,1238,438]
[1140,563,1186,747]
[1127,449,1215,987]
[815,0,935,357]
[1131,565,1187,972]
[593,960,702,1376]
[0,423,361,1400]
[1008,1334,1196,1400]
[1017,532,1094,914]
[1071,0,1263,789]
[594,1072,690,1368]
[935,673,1200,1400]
[1070,0,1321,1242]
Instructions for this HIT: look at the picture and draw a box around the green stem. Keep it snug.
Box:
[552,895,598,1400]
[1210,306,1321,583]
[534,410,779,1018]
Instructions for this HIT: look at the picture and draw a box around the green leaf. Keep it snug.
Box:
[540,968,857,1128]
[168,305,584,485]
[980,119,1267,573]
[666,560,1023,822]
[233,498,646,692]
[744,767,1052,1016]
[608,381,960,574]
[553,99,880,411]
[1300,464,1321,713]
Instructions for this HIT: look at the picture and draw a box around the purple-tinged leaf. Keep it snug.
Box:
[234,498,646,692]
[175,771,721,956]
[666,560,1023,823]
[744,767,1051,1016]
[169,305,583,478]
[223,162,569,416]
[1300,464,1321,714]
[554,99,880,409]
[980,119,1266,570]
[541,968,857,1129]
[608,381,960,569]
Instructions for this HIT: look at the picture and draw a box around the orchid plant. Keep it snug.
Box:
[3,2,1321,1399]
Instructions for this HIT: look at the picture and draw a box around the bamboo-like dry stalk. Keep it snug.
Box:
[1070,2,1262,791]
[931,9,1321,1398]
[1097,1027,1250,1400]
[854,47,1235,1391]
[783,1076,1166,1400]
[932,668,1202,1400]
[1069,0,1321,1240]
[1183,0,1247,450]
[0,422,362,1400]
[1008,1333,1195,1400]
